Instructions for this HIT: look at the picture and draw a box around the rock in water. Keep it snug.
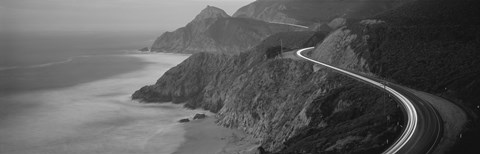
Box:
[178,118,190,123]
[139,47,149,52]
[193,114,207,120]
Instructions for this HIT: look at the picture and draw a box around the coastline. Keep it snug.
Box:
[0,52,196,154]
[173,116,260,154]
[132,52,261,154]
[1,51,258,154]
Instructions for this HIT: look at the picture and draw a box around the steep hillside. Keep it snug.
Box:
[133,32,403,153]
[308,0,480,153]
[233,0,415,26]
[133,0,480,153]
[150,6,303,54]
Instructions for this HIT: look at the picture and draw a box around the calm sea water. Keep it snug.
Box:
[0,31,199,154]
[0,30,159,95]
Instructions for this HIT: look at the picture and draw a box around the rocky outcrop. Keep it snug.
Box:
[308,23,376,73]
[193,114,207,120]
[150,5,303,54]
[192,5,229,22]
[133,31,402,153]
[139,47,149,52]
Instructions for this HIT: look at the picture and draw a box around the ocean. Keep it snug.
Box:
[0,30,157,95]
[0,31,199,154]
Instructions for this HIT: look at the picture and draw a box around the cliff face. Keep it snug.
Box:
[233,0,415,26]
[150,6,303,54]
[133,32,403,153]
[309,25,373,73]
[215,61,402,153]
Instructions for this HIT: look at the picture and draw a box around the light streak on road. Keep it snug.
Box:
[296,47,418,154]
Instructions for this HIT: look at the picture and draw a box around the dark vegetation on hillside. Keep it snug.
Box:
[263,31,328,60]
[258,31,327,50]
[266,46,291,59]
[346,0,480,152]
[234,0,413,25]
[207,17,304,48]
[275,74,403,154]
[282,0,403,24]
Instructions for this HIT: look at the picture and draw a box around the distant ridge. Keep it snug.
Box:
[150,5,303,54]
[233,0,416,27]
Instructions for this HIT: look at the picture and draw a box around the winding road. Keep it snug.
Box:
[296,47,443,154]
[267,21,310,29]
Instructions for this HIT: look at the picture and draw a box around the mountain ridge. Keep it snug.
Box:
[233,0,416,26]
[150,5,304,54]
[192,5,229,22]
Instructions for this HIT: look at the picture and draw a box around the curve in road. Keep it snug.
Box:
[267,21,310,29]
[296,47,443,154]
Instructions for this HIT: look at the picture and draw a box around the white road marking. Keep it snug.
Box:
[268,21,309,29]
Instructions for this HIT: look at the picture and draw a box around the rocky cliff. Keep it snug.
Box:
[133,31,403,153]
[150,6,303,54]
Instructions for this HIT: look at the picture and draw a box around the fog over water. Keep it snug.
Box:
[0,53,204,154]
[0,0,255,32]
[0,29,203,154]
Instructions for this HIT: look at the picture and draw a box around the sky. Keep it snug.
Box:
[0,0,255,33]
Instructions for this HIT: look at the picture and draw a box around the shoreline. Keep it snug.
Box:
[132,51,261,154]
[0,52,195,154]
[1,51,258,154]
[172,116,260,154]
